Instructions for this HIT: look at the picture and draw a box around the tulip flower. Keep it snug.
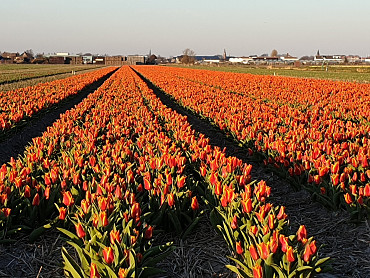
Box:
[144,226,153,239]
[118,268,129,278]
[257,242,270,260]
[32,193,40,206]
[75,222,86,238]
[177,175,186,189]
[24,185,31,198]
[231,215,238,229]
[90,263,100,278]
[100,211,108,227]
[303,243,312,262]
[297,225,307,242]
[253,264,263,278]
[286,246,295,262]
[191,196,199,210]
[59,207,67,220]
[344,193,353,204]
[63,191,74,207]
[110,230,121,245]
[249,245,259,260]
[235,241,243,255]
[103,246,114,264]
[241,198,252,213]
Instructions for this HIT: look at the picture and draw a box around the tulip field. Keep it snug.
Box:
[0,64,105,85]
[133,66,370,220]
[0,67,116,138]
[1,65,369,277]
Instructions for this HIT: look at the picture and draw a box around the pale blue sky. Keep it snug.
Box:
[2,0,370,57]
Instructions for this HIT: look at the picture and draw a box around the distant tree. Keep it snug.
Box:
[25,49,34,58]
[300,56,314,61]
[181,48,196,64]
[271,49,278,57]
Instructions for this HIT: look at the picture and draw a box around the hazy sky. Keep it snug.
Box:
[2,0,370,57]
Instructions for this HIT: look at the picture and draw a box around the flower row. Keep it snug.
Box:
[0,66,117,133]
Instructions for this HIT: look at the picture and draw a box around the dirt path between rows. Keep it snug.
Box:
[133,68,370,278]
[0,69,117,165]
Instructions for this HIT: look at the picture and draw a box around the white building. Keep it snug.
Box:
[229,57,253,64]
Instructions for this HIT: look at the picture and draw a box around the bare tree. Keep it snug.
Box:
[181,48,196,64]
[25,49,34,58]
[271,49,278,57]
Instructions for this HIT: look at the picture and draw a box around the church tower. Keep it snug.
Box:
[223,49,227,61]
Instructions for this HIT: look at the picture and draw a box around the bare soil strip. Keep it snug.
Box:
[133,68,370,278]
[0,68,117,165]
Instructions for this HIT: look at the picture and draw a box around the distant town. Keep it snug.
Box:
[1,49,370,66]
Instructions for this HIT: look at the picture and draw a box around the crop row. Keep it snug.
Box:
[0,66,329,277]
[133,66,370,219]
[0,66,117,134]
[0,65,105,85]
[168,67,369,123]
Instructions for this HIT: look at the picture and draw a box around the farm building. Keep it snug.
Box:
[229,57,253,64]
[0,52,18,63]
[105,56,126,66]
[314,50,345,64]
[93,56,105,64]
[127,55,146,65]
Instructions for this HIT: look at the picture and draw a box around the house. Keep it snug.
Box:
[280,53,299,64]
[82,53,93,64]
[1,52,18,63]
[13,52,34,63]
[127,55,146,65]
[48,56,66,64]
[251,56,280,64]
[93,56,105,65]
[105,56,126,66]
[346,55,361,64]
[314,50,345,64]
[70,56,83,65]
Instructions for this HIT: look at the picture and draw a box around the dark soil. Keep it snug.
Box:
[0,69,117,165]
[133,68,370,278]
